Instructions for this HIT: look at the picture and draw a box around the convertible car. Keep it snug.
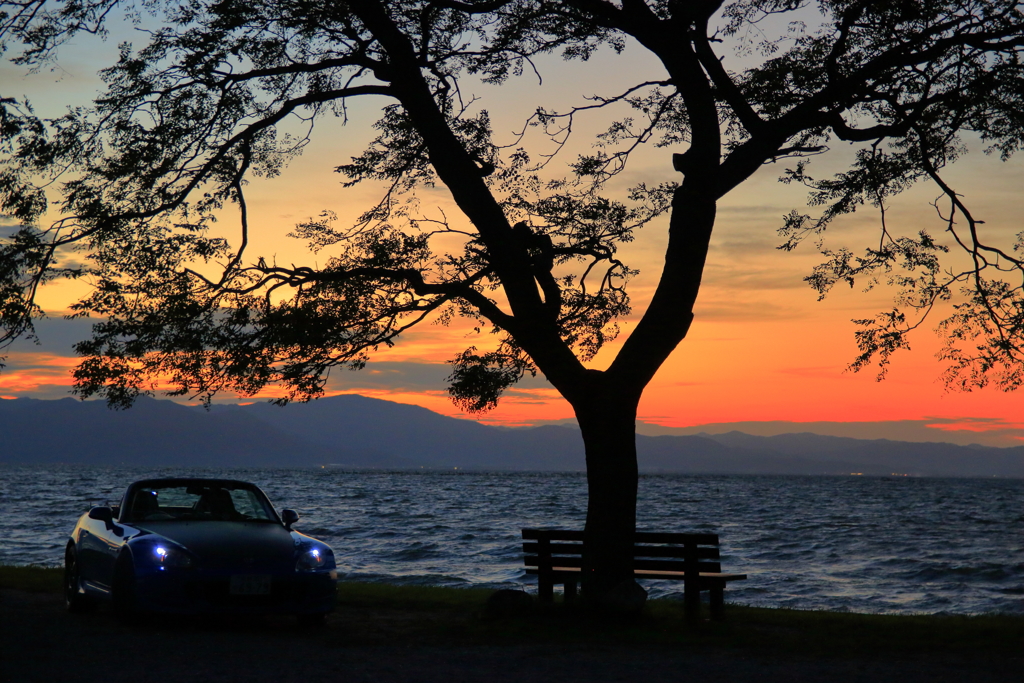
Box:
[64,477,337,623]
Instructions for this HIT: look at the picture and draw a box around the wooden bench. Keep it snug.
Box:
[522,528,747,618]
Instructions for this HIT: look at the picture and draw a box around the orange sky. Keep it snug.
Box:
[3,12,1023,446]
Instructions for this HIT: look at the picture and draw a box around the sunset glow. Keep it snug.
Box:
[3,17,1023,447]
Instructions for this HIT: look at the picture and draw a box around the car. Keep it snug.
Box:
[64,477,338,624]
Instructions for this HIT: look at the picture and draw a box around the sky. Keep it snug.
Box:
[2,7,1023,448]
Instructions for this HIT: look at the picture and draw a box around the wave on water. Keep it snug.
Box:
[1,465,1021,615]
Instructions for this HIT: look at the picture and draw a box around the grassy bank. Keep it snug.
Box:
[4,564,1021,655]
[0,564,63,593]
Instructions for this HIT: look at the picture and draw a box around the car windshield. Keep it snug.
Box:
[125,482,278,523]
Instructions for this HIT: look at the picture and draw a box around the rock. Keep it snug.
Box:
[484,589,535,618]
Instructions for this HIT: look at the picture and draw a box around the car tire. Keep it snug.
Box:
[64,544,97,614]
[111,552,140,623]
[296,612,327,628]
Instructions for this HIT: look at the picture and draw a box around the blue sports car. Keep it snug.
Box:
[64,477,337,624]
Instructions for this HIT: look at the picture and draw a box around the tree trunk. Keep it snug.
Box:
[573,387,645,610]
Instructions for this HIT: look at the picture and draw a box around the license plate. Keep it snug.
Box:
[229,574,271,595]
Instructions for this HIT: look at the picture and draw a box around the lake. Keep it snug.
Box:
[1,466,1021,615]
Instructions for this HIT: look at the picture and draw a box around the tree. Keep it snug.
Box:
[2,0,1022,607]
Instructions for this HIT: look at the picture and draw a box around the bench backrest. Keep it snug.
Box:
[522,528,722,575]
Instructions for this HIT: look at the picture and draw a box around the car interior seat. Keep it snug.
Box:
[196,488,238,519]
[131,489,160,520]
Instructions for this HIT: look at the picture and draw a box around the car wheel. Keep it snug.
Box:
[296,612,327,628]
[111,553,139,622]
[64,544,97,614]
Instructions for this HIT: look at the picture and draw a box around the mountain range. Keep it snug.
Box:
[1,394,1022,477]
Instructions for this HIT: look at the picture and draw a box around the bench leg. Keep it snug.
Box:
[564,579,578,604]
[683,581,701,617]
[538,572,554,603]
[709,587,724,620]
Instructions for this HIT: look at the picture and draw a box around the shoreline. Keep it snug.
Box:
[5,563,1022,620]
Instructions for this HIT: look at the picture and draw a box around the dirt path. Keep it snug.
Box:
[2,589,1019,683]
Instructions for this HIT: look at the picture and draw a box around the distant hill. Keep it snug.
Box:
[0,396,336,467]
[2,394,1022,477]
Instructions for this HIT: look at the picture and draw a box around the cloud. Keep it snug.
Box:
[0,215,27,237]
[501,386,564,402]
[717,204,800,217]
[322,360,554,394]
[923,416,1024,434]
[0,371,76,399]
[691,297,808,322]
[702,268,812,291]
[2,314,558,402]
[0,351,78,373]
[325,361,451,392]
[776,364,847,379]
[3,316,98,356]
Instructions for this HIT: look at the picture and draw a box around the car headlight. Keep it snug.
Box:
[295,547,330,572]
[153,545,194,569]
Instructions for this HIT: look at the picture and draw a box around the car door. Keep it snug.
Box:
[77,511,125,588]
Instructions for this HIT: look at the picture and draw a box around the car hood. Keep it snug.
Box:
[136,521,296,569]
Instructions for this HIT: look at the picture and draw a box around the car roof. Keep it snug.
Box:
[129,478,262,489]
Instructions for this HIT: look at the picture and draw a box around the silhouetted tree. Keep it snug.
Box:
[2,1,1022,606]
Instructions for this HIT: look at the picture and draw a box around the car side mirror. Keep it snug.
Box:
[281,509,299,530]
[88,506,114,523]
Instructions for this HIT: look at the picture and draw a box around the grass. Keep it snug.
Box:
[4,564,1021,655]
[336,580,495,611]
[0,564,63,594]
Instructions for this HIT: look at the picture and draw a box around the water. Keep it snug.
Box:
[1,466,1021,615]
